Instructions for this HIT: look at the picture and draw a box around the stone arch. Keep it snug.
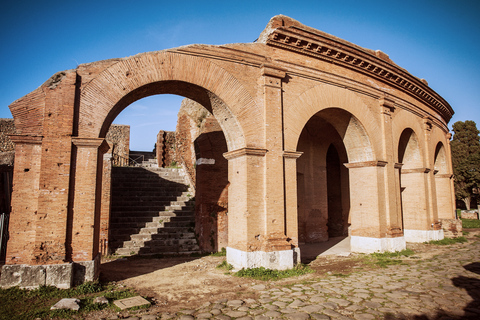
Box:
[397,128,429,238]
[434,142,448,174]
[78,51,261,150]
[398,128,423,168]
[285,84,377,163]
[434,141,455,219]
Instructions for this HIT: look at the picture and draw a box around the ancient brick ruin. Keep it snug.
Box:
[1,15,458,288]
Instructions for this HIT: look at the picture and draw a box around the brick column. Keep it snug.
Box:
[261,64,292,253]
[4,135,43,264]
[71,138,109,262]
[378,98,403,238]
[283,151,303,248]
[346,161,406,253]
[100,152,112,256]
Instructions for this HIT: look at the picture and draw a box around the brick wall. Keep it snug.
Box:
[167,98,229,252]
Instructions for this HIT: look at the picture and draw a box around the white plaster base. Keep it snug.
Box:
[350,236,406,253]
[404,229,444,243]
[226,247,297,270]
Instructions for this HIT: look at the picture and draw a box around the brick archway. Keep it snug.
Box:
[284,84,377,163]
[78,51,260,150]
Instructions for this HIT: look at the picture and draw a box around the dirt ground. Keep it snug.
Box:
[97,230,480,318]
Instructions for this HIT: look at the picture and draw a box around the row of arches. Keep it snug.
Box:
[3,50,455,284]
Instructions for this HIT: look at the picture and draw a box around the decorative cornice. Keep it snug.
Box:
[344,161,388,168]
[266,28,453,121]
[9,135,43,145]
[283,150,303,159]
[223,147,268,160]
[401,167,431,174]
[72,137,110,153]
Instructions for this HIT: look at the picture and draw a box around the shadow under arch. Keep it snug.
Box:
[297,108,365,262]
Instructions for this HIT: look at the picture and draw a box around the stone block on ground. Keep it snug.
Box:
[114,296,151,310]
[51,298,80,311]
[46,263,73,289]
[0,264,46,289]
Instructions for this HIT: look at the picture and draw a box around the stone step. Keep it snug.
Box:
[111,200,188,207]
[115,247,200,256]
[121,238,199,249]
[111,215,194,224]
[109,211,194,218]
[130,231,196,241]
[110,166,198,256]
[111,195,190,202]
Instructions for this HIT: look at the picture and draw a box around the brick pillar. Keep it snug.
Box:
[4,135,43,264]
[422,118,443,235]
[224,64,296,270]
[346,161,406,253]
[378,98,403,238]
[224,147,266,252]
[100,152,112,256]
[71,138,109,262]
[33,72,77,264]
[283,151,303,247]
[423,117,440,222]
[261,65,291,252]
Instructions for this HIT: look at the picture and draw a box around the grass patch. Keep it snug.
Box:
[0,281,139,320]
[216,260,234,271]
[426,236,468,245]
[234,264,314,281]
[210,247,227,257]
[332,273,349,277]
[363,249,415,268]
[462,219,480,229]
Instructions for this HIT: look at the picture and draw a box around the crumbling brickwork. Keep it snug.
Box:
[156,130,176,168]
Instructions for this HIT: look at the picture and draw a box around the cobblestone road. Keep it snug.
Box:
[112,239,480,320]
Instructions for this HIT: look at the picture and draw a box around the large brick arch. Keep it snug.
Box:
[79,51,260,150]
[284,84,377,163]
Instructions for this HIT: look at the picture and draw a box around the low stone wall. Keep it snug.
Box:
[440,219,463,238]
[461,210,479,220]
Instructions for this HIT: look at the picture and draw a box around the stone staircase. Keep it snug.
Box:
[109,166,200,256]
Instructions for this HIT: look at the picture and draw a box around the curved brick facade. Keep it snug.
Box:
[2,15,457,287]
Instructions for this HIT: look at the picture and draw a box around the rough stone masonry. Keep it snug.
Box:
[1,15,458,288]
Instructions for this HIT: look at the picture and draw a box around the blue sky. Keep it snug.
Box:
[1,0,479,150]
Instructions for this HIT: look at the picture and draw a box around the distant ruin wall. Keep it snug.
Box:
[156,130,176,168]
[105,124,130,166]
[172,98,229,252]
[0,119,16,153]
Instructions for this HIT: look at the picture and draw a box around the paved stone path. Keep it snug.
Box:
[112,240,480,320]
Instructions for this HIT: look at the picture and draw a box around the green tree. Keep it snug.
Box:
[451,120,480,209]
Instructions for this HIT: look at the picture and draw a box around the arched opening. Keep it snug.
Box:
[295,109,351,258]
[398,128,430,240]
[91,82,232,261]
[434,142,455,218]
